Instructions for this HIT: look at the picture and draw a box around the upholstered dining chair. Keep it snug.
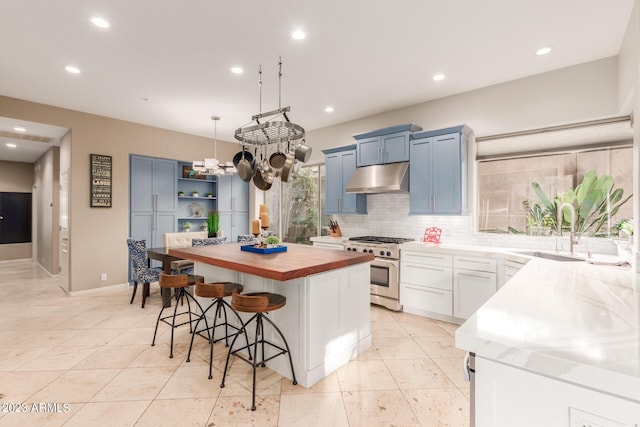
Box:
[237,234,254,244]
[192,237,227,247]
[127,238,163,308]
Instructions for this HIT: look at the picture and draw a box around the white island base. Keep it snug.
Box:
[194,262,372,388]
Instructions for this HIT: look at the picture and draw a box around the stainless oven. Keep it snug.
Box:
[345,236,413,311]
[370,258,400,309]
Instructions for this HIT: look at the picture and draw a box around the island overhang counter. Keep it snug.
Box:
[169,243,374,388]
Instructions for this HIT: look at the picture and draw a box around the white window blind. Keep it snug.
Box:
[476,116,633,160]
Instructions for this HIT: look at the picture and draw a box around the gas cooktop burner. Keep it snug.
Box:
[349,236,414,244]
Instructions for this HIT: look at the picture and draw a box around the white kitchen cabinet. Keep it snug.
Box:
[453,255,497,320]
[502,259,528,288]
[476,357,640,427]
[400,250,453,318]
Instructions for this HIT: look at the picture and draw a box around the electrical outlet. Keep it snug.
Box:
[101,273,107,281]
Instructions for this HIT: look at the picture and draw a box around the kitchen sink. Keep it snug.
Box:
[515,251,584,262]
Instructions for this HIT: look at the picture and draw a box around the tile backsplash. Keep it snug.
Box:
[335,193,619,255]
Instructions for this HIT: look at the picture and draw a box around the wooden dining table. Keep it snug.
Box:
[146,246,191,306]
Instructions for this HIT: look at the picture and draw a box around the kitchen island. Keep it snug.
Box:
[455,259,640,426]
[169,243,374,387]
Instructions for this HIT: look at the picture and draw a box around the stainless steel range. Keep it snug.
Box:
[344,236,413,311]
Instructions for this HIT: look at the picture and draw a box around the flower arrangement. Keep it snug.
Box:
[182,221,193,231]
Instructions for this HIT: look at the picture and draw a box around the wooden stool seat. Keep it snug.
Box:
[159,274,203,288]
[195,282,244,299]
[231,292,286,313]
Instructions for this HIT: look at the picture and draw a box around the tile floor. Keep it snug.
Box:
[0,260,470,426]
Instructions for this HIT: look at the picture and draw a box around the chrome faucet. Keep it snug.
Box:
[557,202,578,255]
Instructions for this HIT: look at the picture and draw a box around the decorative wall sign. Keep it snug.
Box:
[90,154,112,207]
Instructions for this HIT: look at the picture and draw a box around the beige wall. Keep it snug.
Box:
[0,96,238,291]
[0,160,33,260]
[306,57,621,164]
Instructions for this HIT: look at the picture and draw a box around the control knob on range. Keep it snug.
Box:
[386,251,392,257]
[379,250,385,256]
[368,249,374,254]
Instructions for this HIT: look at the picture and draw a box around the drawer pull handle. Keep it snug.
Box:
[409,254,450,261]
[406,264,447,272]
[457,259,491,265]
[405,285,446,296]
[458,272,491,280]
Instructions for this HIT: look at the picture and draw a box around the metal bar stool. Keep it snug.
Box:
[151,273,205,358]
[220,292,297,411]
[186,281,252,380]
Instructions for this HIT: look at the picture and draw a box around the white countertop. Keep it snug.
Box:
[455,259,640,402]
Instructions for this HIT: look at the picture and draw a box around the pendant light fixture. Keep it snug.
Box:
[193,116,237,176]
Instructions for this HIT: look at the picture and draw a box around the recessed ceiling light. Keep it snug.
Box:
[65,65,81,74]
[230,66,244,74]
[90,16,110,29]
[536,47,552,56]
[13,126,26,132]
[433,73,445,81]
[6,143,17,148]
[291,29,306,40]
[324,106,334,113]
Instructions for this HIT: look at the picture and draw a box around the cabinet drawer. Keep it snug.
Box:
[454,255,496,273]
[401,263,452,290]
[400,283,452,316]
[402,251,453,268]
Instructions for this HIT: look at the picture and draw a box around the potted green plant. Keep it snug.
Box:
[531,170,632,239]
[192,191,199,197]
[178,190,185,197]
[264,235,280,248]
[206,192,213,198]
[182,221,192,232]
[207,210,219,238]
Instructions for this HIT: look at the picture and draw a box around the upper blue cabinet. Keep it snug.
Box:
[323,145,367,215]
[353,124,422,167]
[409,125,472,215]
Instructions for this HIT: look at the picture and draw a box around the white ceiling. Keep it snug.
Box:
[0,0,634,162]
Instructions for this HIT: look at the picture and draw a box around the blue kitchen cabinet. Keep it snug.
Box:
[323,145,367,214]
[409,125,471,215]
[176,161,217,232]
[130,155,178,247]
[353,124,422,167]
[217,174,249,242]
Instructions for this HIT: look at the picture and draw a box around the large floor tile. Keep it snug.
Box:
[280,372,340,394]
[209,395,280,425]
[373,336,427,360]
[385,358,455,389]
[335,360,397,391]
[0,370,64,404]
[398,320,450,337]
[91,367,175,402]
[370,321,410,338]
[156,365,221,399]
[278,393,349,427]
[432,357,469,388]
[0,347,51,371]
[135,398,216,427]
[15,347,97,371]
[342,389,420,427]
[402,388,470,427]
[72,345,147,370]
[27,369,121,403]
[414,335,467,358]
[64,401,150,427]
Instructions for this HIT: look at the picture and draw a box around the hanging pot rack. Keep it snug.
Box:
[234,57,305,147]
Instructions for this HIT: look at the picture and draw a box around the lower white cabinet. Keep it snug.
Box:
[453,269,496,319]
[502,259,528,288]
[400,250,453,318]
[400,250,498,321]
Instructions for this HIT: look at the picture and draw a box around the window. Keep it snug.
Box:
[477,146,633,236]
[265,164,330,244]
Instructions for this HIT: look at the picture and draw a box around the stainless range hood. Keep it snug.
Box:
[345,162,409,194]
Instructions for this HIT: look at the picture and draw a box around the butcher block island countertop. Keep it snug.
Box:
[169,242,374,282]
[170,242,374,388]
